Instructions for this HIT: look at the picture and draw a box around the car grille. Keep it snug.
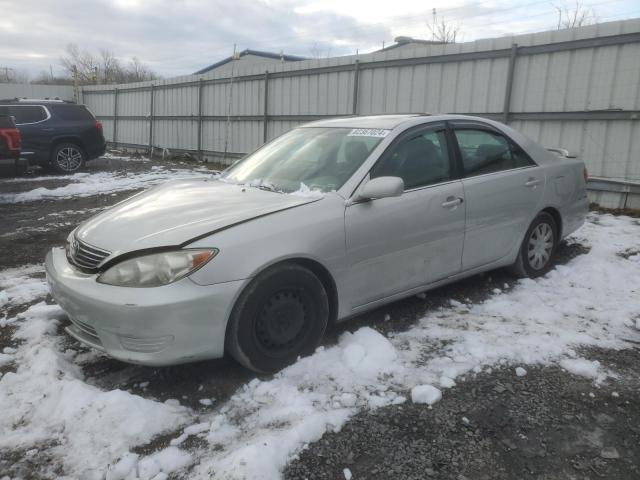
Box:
[68,237,111,271]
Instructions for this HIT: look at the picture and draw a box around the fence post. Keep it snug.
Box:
[113,88,119,146]
[197,78,204,160]
[502,43,518,124]
[352,60,360,115]
[263,70,269,143]
[148,84,155,155]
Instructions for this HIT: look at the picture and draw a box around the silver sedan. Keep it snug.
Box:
[46,115,589,373]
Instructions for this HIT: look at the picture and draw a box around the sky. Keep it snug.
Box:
[1,0,639,80]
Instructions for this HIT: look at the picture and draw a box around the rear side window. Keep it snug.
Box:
[54,105,95,121]
[372,127,451,190]
[3,106,48,125]
[454,128,534,177]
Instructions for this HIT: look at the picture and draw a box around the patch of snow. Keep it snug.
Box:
[0,264,47,308]
[343,467,353,480]
[0,167,210,204]
[439,376,456,388]
[0,302,190,479]
[289,182,325,198]
[515,367,527,377]
[560,358,601,379]
[411,385,442,405]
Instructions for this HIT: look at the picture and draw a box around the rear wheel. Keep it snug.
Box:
[225,264,329,373]
[51,143,85,174]
[508,212,558,278]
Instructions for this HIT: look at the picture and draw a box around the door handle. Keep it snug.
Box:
[525,178,540,188]
[441,196,463,209]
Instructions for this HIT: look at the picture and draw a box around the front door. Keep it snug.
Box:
[345,123,466,308]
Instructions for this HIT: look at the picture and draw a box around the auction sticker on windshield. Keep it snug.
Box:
[348,128,390,138]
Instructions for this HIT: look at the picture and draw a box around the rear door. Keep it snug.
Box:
[450,122,544,270]
[4,105,51,160]
[344,123,466,308]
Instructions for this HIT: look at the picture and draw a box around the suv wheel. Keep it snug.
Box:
[225,264,329,373]
[51,143,85,173]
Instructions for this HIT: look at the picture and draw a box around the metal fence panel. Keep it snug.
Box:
[74,18,640,204]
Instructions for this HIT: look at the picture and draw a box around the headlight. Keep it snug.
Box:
[97,249,218,287]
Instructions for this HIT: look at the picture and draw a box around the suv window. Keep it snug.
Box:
[454,128,535,177]
[0,105,48,125]
[371,127,451,190]
[54,105,95,121]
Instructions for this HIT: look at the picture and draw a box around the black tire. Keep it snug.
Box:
[225,264,329,373]
[508,212,558,278]
[50,143,85,174]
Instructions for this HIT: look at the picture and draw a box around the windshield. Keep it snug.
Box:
[221,127,387,193]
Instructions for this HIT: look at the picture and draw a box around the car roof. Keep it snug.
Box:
[301,114,503,130]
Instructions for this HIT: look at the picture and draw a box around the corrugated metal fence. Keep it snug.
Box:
[0,83,75,102]
[80,19,640,208]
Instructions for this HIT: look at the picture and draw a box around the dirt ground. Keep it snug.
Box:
[1,155,639,479]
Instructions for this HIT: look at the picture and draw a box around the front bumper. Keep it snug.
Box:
[45,247,244,366]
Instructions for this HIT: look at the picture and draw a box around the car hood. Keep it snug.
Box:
[75,177,322,257]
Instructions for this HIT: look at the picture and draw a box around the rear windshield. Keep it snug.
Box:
[53,105,95,121]
[0,105,47,124]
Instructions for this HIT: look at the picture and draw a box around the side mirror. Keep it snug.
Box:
[351,176,404,203]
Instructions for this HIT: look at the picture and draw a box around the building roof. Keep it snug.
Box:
[378,36,446,52]
[194,49,307,75]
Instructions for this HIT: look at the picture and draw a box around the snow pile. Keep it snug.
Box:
[411,385,442,405]
[0,264,47,308]
[0,167,211,204]
[0,302,191,479]
[515,367,527,377]
[560,358,601,379]
[106,447,192,480]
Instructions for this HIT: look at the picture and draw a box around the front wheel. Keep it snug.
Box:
[508,212,558,278]
[225,264,329,373]
[51,143,85,174]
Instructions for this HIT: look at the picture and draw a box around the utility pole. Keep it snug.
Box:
[72,65,79,103]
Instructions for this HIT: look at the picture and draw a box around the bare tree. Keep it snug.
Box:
[0,66,30,84]
[427,8,462,43]
[554,1,598,29]
[60,43,159,85]
[308,42,333,59]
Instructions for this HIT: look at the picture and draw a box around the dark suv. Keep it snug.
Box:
[0,99,106,173]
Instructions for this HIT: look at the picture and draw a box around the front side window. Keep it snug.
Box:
[371,127,451,190]
[2,105,48,125]
[454,128,534,177]
[222,127,385,193]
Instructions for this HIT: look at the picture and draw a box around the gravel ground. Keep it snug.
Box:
[285,348,640,480]
[1,155,638,479]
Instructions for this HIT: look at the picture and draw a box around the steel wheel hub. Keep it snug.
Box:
[255,290,308,354]
[528,222,553,270]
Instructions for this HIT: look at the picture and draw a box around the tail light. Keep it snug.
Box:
[583,167,589,183]
[0,128,20,152]
[95,121,103,130]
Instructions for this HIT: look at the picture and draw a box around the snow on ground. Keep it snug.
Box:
[0,167,212,204]
[0,264,47,309]
[1,213,639,479]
